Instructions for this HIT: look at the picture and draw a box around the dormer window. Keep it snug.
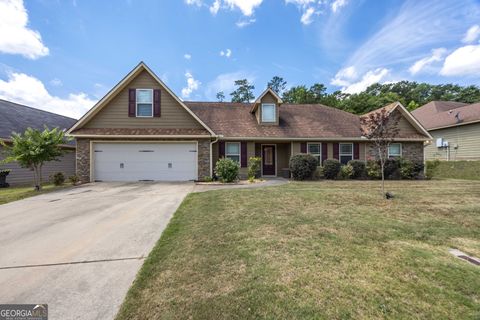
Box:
[261,103,276,122]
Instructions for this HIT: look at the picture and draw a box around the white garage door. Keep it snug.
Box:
[93,142,197,181]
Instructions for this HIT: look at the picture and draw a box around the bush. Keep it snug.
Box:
[340,164,354,179]
[314,166,324,179]
[289,154,318,180]
[384,158,401,179]
[348,160,366,179]
[215,158,240,183]
[399,158,415,179]
[425,159,440,179]
[203,176,213,182]
[323,159,341,180]
[412,162,425,179]
[0,169,10,176]
[51,172,65,186]
[247,157,261,179]
[68,175,80,185]
[366,160,381,179]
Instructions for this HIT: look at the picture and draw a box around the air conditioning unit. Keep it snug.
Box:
[436,138,443,147]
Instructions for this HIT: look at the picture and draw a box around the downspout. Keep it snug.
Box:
[209,136,221,177]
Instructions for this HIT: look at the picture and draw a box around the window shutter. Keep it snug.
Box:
[300,142,307,153]
[255,143,261,157]
[219,141,225,158]
[333,143,339,160]
[322,143,328,164]
[241,142,248,167]
[153,89,161,117]
[353,142,360,159]
[128,89,136,117]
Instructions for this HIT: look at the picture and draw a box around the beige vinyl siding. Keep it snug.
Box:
[0,148,75,186]
[84,70,203,129]
[257,92,279,125]
[425,122,480,160]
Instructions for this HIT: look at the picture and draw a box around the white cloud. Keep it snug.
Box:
[181,72,201,98]
[209,0,220,14]
[220,48,232,58]
[332,68,390,94]
[440,44,480,76]
[205,71,255,100]
[331,0,347,13]
[194,0,262,16]
[0,0,49,59]
[50,78,63,87]
[408,48,447,75]
[236,18,256,28]
[0,72,95,119]
[184,53,192,60]
[300,7,315,25]
[462,24,480,43]
[185,0,202,6]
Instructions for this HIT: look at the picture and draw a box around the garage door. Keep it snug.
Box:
[93,142,197,181]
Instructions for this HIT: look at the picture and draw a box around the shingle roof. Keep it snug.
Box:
[0,99,77,143]
[70,128,210,136]
[412,101,480,130]
[185,102,363,138]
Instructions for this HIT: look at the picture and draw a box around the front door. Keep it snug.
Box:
[262,145,276,176]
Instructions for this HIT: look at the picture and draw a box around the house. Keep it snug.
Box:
[0,99,77,185]
[412,101,480,161]
[67,62,431,182]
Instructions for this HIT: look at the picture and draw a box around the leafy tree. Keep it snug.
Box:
[267,76,287,95]
[216,91,225,102]
[360,109,400,198]
[0,127,71,191]
[282,85,314,104]
[230,79,255,103]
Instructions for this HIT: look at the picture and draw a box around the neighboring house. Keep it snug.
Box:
[412,101,480,161]
[67,62,431,182]
[0,99,77,186]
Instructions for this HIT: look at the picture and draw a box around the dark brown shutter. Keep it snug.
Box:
[255,143,261,157]
[333,143,339,160]
[128,89,136,117]
[219,141,225,158]
[322,143,328,164]
[300,142,307,153]
[353,142,360,160]
[153,89,161,117]
[241,142,247,167]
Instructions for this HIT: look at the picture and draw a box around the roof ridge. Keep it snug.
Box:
[0,98,78,121]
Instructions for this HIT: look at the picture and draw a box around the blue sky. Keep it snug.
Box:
[0,0,479,118]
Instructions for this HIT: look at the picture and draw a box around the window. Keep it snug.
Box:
[261,103,276,122]
[307,143,321,165]
[339,143,353,165]
[226,142,240,163]
[136,89,153,117]
[388,143,402,157]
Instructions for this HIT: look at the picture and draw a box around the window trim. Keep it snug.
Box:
[388,143,402,158]
[307,142,322,165]
[225,142,241,163]
[339,142,353,164]
[261,103,276,123]
[136,88,154,118]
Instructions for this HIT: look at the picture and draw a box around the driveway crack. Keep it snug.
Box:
[0,256,145,270]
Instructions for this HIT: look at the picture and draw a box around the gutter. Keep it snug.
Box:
[209,135,221,177]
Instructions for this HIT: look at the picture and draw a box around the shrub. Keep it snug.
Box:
[203,176,213,182]
[384,158,401,179]
[366,160,381,179]
[215,158,240,183]
[68,175,80,185]
[425,159,440,179]
[323,159,341,180]
[289,154,318,180]
[399,158,415,179]
[247,157,261,179]
[340,164,354,179]
[412,161,425,179]
[314,166,324,180]
[0,169,10,176]
[51,172,65,186]
[348,160,366,179]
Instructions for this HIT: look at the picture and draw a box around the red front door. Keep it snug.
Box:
[262,145,276,176]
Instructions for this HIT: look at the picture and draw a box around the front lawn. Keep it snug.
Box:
[117,180,480,319]
[0,184,72,205]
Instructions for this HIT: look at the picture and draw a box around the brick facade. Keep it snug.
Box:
[366,142,424,162]
[75,138,211,183]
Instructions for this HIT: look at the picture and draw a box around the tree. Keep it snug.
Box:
[0,127,71,191]
[230,79,255,103]
[216,91,225,102]
[360,108,400,198]
[282,85,314,103]
[267,76,287,95]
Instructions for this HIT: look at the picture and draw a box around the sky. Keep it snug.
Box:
[0,0,479,119]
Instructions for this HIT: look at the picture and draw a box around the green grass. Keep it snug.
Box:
[0,183,72,205]
[117,180,480,320]
[430,160,480,180]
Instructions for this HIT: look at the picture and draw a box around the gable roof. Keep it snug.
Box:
[67,62,216,136]
[412,101,480,130]
[250,88,283,113]
[0,99,77,144]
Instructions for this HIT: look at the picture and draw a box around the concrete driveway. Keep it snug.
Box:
[0,182,194,320]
